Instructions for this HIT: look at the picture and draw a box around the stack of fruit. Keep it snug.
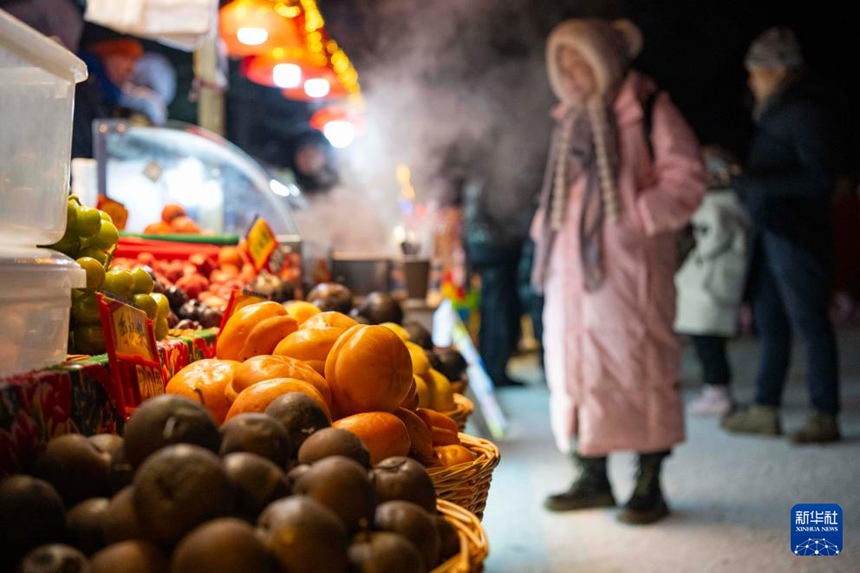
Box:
[142,204,203,235]
[0,394,466,572]
[41,195,162,355]
[112,244,259,314]
[42,195,120,268]
[165,301,474,470]
[302,284,471,401]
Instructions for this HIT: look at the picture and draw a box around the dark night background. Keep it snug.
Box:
[222,0,860,179]
[33,1,857,197]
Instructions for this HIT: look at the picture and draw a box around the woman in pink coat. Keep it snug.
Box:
[531,18,706,524]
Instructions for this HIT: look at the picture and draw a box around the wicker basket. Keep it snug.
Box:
[432,499,489,573]
[443,393,475,432]
[450,372,468,395]
[427,433,500,520]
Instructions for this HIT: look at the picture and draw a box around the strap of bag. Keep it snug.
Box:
[641,89,699,269]
[641,89,661,160]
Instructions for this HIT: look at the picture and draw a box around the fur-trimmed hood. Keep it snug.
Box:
[546,18,642,105]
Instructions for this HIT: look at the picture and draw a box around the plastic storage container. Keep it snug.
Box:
[0,248,86,377]
[0,9,88,246]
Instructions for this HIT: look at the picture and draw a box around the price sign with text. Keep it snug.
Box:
[246,217,278,271]
[96,196,128,231]
[98,293,164,418]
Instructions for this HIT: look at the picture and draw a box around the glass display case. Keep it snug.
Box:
[93,119,303,237]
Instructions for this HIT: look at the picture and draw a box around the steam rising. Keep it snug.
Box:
[327,0,561,234]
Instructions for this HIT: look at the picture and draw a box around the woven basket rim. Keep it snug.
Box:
[441,393,475,418]
[443,393,475,431]
[453,392,474,411]
[426,433,501,518]
[426,433,500,479]
[432,499,490,573]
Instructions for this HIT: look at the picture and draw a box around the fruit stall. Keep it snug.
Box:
[0,10,495,572]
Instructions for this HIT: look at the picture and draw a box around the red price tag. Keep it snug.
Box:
[96,196,128,231]
[246,217,278,271]
[98,293,164,418]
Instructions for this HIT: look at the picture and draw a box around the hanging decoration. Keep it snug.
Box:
[309,103,366,148]
[241,49,313,88]
[219,0,304,58]
[309,104,364,133]
[221,0,360,100]
[280,65,350,101]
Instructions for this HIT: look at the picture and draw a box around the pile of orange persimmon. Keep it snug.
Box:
[165,300,475,469]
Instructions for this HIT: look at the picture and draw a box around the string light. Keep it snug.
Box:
[220,0,303,57]
[225,0,361,98]
[304,78,331,98]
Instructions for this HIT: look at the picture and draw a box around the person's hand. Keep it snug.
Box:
[728,162,742,177]
[703,145,741,187]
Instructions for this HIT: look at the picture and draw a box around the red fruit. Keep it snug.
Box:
[162,204,186,223]
[220,264,240,279]
[170,216,202,234]
[175,274,210,300]
[144,221,171,235]
[209,270,228,284]
[137,252,156,267]
[189,253,215,278]
[218,246,246,268]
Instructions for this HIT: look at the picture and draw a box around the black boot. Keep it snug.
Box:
[617,451,670,525]
[543,454,615,512]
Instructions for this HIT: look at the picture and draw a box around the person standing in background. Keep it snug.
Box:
[436,126,548,390]
[675,144,749,417]
[433,14,552,390]
[721,27,843,443]
[119,51,178,126]
[72,24,144,158]
[532,18,705,524]
[460,147,537,389]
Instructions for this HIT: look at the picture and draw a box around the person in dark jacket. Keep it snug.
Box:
[722,27,842,443]
[461,160,534,389]
[438,49,551,391]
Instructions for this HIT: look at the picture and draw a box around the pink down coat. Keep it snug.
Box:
[534,72,706,456]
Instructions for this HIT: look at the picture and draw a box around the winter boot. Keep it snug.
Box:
[721,404,782,436]
[789,410,841,444]
[617,451,670,525]
[543,454,615,512]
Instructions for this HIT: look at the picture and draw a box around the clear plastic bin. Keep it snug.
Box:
[0,247,86,378]
[0,10,87,246]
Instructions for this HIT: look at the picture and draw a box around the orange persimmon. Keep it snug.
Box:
[164,358,240,424]
[324,324,413,417]
[225,377,330,421]
[332,411,411,465]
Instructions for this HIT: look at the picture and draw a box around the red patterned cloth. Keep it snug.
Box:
[0,330,216,476]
